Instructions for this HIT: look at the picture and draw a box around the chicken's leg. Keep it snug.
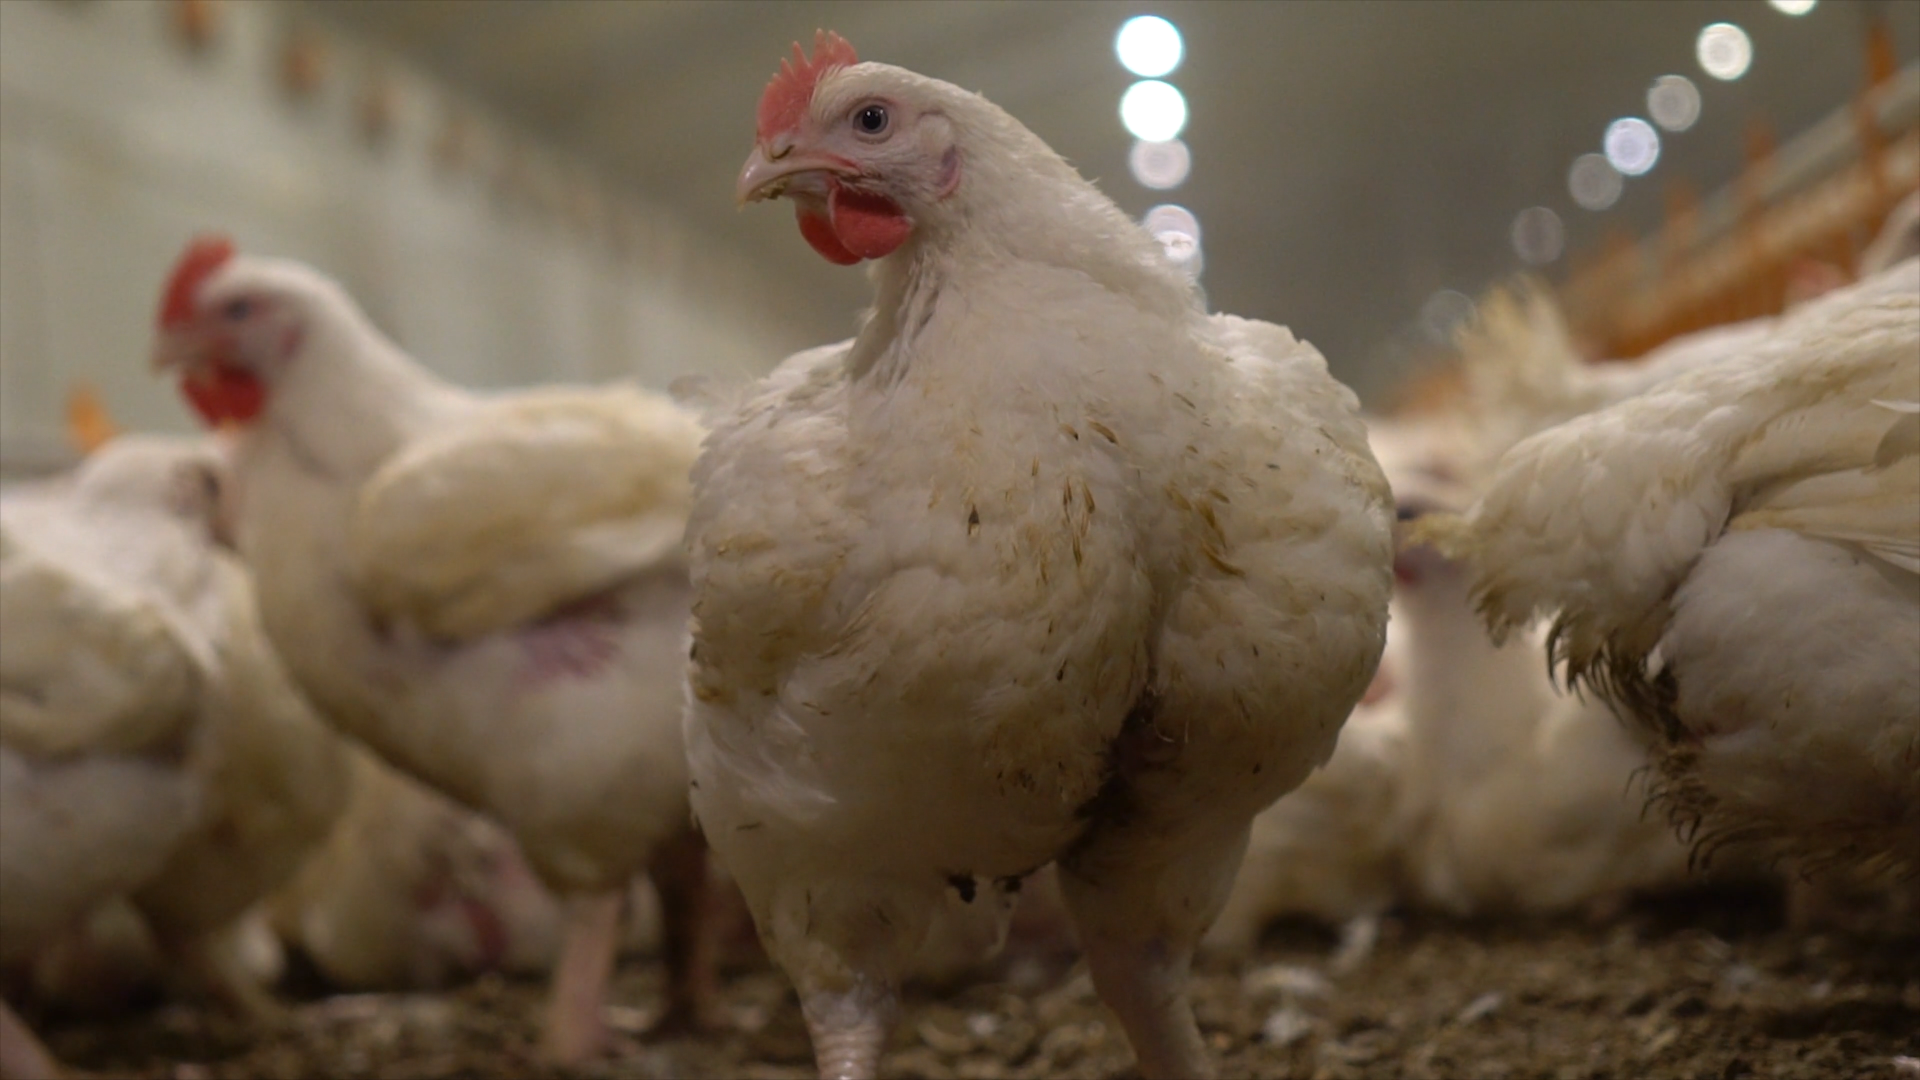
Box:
[0,998,61,1080]
[646,826,722,1035]
[799,974,898,1080]
[1058,822,1252,1080]
[540,889,625,1065]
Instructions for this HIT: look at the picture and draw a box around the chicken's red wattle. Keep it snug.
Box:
[828,186,911,260]
[795,185,911,264]
[797,208,862,265]
[181,360,266,425]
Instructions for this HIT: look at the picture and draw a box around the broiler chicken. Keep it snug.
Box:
[1,431,346,1078]
[1204,602,1407,955]
[685,33,1392,1080]
[149,238,718,1064]
[1428,258,1920,876]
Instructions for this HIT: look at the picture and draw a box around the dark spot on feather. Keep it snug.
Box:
[997,875,1025,894]
[967,506,980,536]
[947,874,977,903]
[1067,684,1166,847]
[736,822,764,832]
[1057,663,1067,681]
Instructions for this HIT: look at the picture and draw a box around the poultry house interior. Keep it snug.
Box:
[0,2,1916,1079]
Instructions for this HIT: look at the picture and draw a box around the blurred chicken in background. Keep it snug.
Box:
[1428,253,1919,883]
[1,394,349,1079]
[267,745,565,993]
[149,238,718,1065]
[1381,417,1692,921]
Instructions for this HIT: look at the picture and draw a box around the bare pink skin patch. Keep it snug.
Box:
[516,594,624,685]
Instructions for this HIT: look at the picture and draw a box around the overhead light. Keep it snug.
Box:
[1647,75,1701,132]
[1144,204,1202,277]
[1511,207,1565,266]
[1143,204,1201,244]
[1120,80,1188,142]
[1604,117,1661,176]
[1768,0,1817,14]
[1697,23,1753,81]
[1116,15,1184,78]
[1569,153,1623,211]
[1128,139,1192,190]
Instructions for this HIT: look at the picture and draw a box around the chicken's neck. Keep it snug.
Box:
[1398,571,1553,789]
[259,304,464,483]
[845,149,1200,385]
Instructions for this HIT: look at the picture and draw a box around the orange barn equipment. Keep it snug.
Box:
[1562,26,1919,360]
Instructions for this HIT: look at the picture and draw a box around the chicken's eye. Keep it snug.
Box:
[222,298,254,321]
[855,105,889,136]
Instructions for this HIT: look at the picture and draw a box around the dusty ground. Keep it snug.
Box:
[36,887,1920,1080]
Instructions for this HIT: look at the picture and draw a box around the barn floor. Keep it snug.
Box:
[41,887,1919,1080]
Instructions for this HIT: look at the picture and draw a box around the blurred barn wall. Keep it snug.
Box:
[0,0,799,479]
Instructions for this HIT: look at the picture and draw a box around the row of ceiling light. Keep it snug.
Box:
[1506,0,1819,270]
[1113,16,1204,277]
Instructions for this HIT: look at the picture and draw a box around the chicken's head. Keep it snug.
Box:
[1370,419,1476,590]
[69,434,235,548]
[737,31,964,265]
[150,235,315,427]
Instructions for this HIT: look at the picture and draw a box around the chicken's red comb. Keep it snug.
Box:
[756,30,858,142]
[158,235,236,330]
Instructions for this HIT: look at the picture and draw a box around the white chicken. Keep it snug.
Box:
[1203,608,1407,955]
[685,34,1392,1080]
[148,238,717,1063]
[1459,284,1778,471]
[1,430,346,1078]
[1427,258,1920,876]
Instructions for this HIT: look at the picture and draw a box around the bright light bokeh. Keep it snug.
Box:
[1116,16,1184,78]
[1144,203,1201,244]
[1144,204,1203,276]
[1604,117,1661,176]
[1697,23,1753,81]
[1120,80,1189,142]
[1129,138,1192,190]
[1569,153,1623,211]
[1511,206,1565,265]
[1768,0,1817,15]
[1647,75,1701,132]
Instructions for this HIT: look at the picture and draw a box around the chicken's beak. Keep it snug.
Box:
[150,330,202,373]
[736,143,845,206]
